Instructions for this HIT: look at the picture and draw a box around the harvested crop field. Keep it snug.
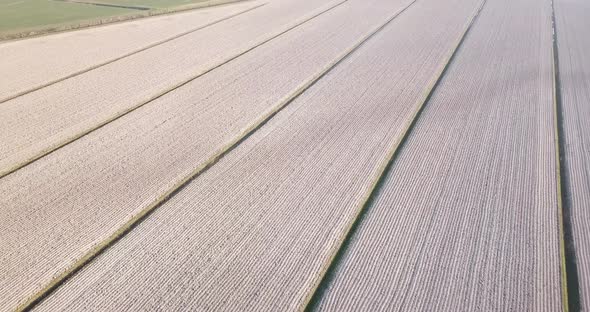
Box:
[0,0,588,311]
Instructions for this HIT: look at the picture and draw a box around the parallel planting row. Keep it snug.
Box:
[26,0,483,309]
[0,0,344,178]
[0,0,414,309]
[0,0,263,103]
[311,0,564,310]
[1,0,588,310]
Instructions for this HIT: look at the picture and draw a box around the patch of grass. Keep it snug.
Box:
[0,0,237,40]
[0,0,134,34]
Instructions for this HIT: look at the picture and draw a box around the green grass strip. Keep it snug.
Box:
[0,0,253,41]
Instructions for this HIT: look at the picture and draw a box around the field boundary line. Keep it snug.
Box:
[301,1,488,310]
[53,0,152,11]
[0,0,348,180]
[550,0,579,310]
[0,1,266,105]
[14,0,417,309]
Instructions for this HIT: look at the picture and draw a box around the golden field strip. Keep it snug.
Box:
[0,0,588,310]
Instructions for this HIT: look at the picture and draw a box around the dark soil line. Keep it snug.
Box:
[551,0,581,311]
[0,0,249,41]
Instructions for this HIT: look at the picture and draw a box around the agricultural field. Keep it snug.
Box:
[0,0,241,39]
[0,0,588,311]
[311,0,562,309]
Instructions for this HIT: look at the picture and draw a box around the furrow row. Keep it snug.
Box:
[0,0,345,178]
[26,0,482,310]
[0,0,414,310]
[0,1,264,104]
[310,0,563,310]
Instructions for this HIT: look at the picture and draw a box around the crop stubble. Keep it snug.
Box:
[0,0,415,310]
[311,0,564,310]
[27,0,483,310]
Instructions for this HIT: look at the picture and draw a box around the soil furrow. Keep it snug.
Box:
[310,0,562,310]
[0,0,346,179]
[0,2,265,104]
[25,0,482,310]
[0,0,262,102]
[0,1,413,310]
